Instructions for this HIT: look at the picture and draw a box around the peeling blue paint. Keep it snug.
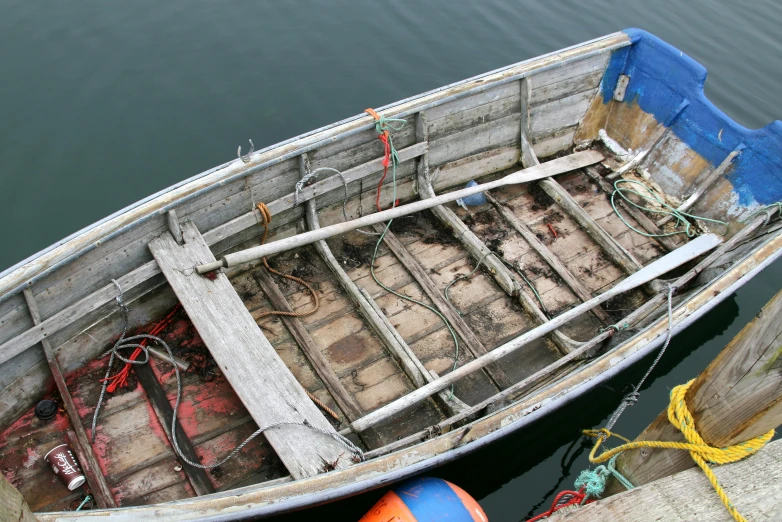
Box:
[599,29,782,207]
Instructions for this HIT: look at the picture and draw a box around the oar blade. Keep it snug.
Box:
[613,233,723,293]
[503,150,605,185]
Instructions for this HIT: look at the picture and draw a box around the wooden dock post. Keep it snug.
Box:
[605,287,782,495]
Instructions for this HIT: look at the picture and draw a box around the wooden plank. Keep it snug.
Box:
[148,221,353,479]
[299,154,469,416]
[582,166,680,252]
[485,193,612,324]
[132,363,215,496]
[251,269,365,423]
[375,224,511,389]
[529,89,594,136]
[611,287,782,494]
[0,471,37,522]
[416,112,579,356]
[539,178,643,275]
[547,439,782,522]
[21,289,117,509]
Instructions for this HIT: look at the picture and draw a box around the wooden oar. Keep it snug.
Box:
[195,150,603,273]
[348,233,723,433]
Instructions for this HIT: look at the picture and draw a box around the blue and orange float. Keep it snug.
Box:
[360,477,487,522]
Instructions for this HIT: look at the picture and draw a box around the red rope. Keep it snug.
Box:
[527,488,592,521]
[102,305,181,392]
[365,108,394,212]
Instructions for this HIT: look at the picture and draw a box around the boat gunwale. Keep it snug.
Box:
[0,31,630,304]
[34,227,782,521]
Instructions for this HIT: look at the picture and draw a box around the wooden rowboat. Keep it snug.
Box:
[1,29,781,519]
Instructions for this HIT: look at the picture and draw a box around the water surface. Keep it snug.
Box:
[1,1,781,520]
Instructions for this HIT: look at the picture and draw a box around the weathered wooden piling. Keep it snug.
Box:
[546,288,782,521]
[607,287,782,494]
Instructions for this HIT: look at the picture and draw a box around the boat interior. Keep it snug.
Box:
[1,29,781,517]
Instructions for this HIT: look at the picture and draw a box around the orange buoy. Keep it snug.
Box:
[360,477,487,522]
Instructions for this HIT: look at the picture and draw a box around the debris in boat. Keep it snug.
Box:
[547,223,558,238]
[455,180,487,209]
[202,270,220,281]
[70,494,94,511]
[359,477,486,522]
[598,128,634,162]
[44,443,86,491]
[34,399,58,421]
[173,464,183,472]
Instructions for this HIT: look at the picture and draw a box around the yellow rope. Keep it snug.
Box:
[583,380,774,522]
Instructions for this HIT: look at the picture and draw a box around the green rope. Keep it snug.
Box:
[574,454,634,503]
[611,179,729,238]
[745,201,782,224]
[496,256,549,316]
[368,118,462,398]
[599,321,630,334]
[75,495,92,511]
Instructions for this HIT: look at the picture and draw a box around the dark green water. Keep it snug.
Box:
[1,1,781,520]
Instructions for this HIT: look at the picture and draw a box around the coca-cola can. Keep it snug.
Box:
[44,443,86,491]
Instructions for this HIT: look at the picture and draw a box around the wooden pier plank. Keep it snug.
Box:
[148,221,352,480]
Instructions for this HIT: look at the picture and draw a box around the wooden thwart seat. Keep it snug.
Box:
[149,221,353,480]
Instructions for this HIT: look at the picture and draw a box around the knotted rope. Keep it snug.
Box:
[254,202,319,320]
[611,179,728,238]
[583,380,774,522]
[364,108,461,397]
[92,280,362,469]
[365,108,406,212]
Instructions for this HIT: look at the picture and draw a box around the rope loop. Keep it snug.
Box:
[611,179,729,238]
[583,381,774,522]
[365,108,406,211]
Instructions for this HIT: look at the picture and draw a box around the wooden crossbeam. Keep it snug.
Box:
[132,363,215,495]
[149,222,353,479]
[485,193,612,324]
[22,289,117,508]
[415,112,582,355]
[375,224,512,389]
[299,154,470,416]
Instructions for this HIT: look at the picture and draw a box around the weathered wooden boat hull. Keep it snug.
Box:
[1,28,780,519]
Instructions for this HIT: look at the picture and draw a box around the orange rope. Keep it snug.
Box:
[254,202,319,320]
[306,390,340,421]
